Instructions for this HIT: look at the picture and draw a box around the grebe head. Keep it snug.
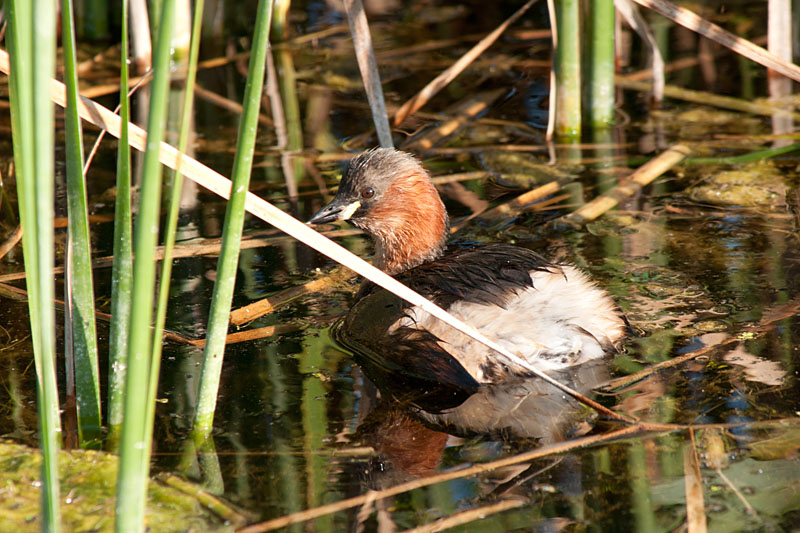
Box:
[309,148,449,275]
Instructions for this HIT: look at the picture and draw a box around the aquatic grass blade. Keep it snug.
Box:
[192,0,274,436]
[148,0,205,450]
[192,0,274,437]
[62,0,102,448]
[107,0,135,451]
[114,0,177,530]
[6,0,62,528]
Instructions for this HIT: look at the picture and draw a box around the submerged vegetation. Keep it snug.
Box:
[0,0,799,531]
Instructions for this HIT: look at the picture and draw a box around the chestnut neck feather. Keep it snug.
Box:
[359,171,448,275]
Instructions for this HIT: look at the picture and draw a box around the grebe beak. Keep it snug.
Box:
[307,199,361,225]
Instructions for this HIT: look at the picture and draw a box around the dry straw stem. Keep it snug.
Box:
[684,430,708,533]
[391,0,538,126]
[565,144,690,224]
[237,424,677,532]
[601,295,800,391]
[618,79,800,121]
[186,324,301,348]
[633,0,800,83]
[230,268,354,326]
[0,49,622,424]
[402,499,524,533]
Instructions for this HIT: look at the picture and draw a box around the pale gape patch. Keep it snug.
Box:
[389,266,626,383]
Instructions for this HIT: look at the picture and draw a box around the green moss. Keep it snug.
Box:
[0,441,236,532]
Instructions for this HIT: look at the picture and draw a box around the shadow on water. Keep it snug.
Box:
[1,1,800,530]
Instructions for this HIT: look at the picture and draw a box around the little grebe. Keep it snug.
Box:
[309,148,626,387]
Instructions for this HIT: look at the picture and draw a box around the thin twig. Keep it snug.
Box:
[84,70,153,174]
[230,269,354,326]
[616,0,665,104]
[0,225,23,260]
[185,324,302,348]
[236,424,673,532]
[400,89,505,152]
[194,84,274,126]
[0,281,200,347]
[158,473,252,526]
[0,229,363,283]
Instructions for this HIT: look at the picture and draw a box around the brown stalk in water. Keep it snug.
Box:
[230,268,355,326]
[684,429,708,533]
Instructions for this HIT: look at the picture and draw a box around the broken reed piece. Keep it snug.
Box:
[565,144,691,225]
[230,268,355,326]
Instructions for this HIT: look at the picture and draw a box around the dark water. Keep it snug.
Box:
[1,1,800,531]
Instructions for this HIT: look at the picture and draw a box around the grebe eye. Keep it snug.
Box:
[361,187,374,199]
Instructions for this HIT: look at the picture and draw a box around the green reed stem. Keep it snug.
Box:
[107,0,134,451]
[62,0,102,448]
[587,0,615,128]
[148,0,205,451]
[192,0,274,438]
[7,0,62,529]
[554,0,582,139]
[115,1,176,531]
